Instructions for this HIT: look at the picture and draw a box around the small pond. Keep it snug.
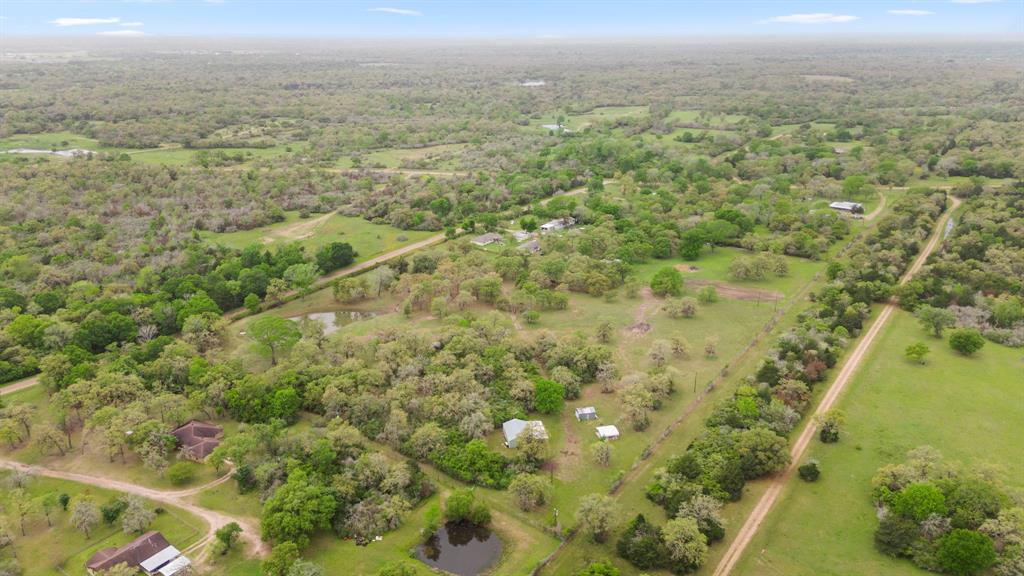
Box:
[416,521,503,576]
[287,310,377,335]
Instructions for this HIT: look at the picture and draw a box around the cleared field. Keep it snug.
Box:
[667,110,749,127]
[129,143,294,165]
[201,211,436,257]
[733,309,1024,576]
[537,106,649,131]
[0,471,206,576]
[0,131,113,152]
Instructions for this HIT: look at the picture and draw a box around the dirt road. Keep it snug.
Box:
[0,458,267,559]
[864,191,886,221]
[224,232,447,320]
[0,376,40,395]
[711,196,960,576]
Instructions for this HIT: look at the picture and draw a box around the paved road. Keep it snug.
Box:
[0,458,267,560]
[711,196,960,576]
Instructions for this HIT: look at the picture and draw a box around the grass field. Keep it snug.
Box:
[0,471,206,576]
[667,110,749,127]
[201,211,436,257]
[539,251,827,576]
[537,106,649,132]
[0,131,113,153]
[733,309,1024,576]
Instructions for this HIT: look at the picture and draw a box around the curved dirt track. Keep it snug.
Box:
[0,459,268,560]
[712,196,960,576]
[0,376,40,395]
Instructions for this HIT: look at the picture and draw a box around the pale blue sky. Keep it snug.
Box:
[1,1,1022,38]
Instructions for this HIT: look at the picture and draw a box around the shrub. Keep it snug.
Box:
[948,328,985,356]
[893,483,947,523]
[936,529,996,576]
[445,488,491,526]
[798,460,821,482]
[533,378,565,414]
[166,462,196,486]
[650,267,683,297]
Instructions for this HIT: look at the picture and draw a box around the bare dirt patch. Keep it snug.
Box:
[675,264,701,273]
[625,287,659,336]
[686,279,784,302]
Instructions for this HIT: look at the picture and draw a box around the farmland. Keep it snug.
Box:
[733,310,1024,576]
[0,34,1021,576]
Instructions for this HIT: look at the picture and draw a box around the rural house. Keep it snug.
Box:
[171,420,223,461]
[828,201,864,214]
[511,230,533,242]
[502,419,548,448]
[575,406,598,421]
[518,239,541,255]
[539,216,576,233]
[471,232,504,246]
[595,425,620,440]
[86,531,192,576]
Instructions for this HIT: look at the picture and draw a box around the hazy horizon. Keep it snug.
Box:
[1,0,1022,39]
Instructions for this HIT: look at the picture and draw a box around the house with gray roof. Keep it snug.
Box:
[471,232,504,246]
[502,419,548,448]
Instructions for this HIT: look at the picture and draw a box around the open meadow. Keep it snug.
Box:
[733,309,1024,576]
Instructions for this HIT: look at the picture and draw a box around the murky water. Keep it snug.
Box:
[287,310,377,335]
[416,522,503,576]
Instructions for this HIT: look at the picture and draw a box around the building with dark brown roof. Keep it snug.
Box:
[86,531,192,575]
[171,420,223,461]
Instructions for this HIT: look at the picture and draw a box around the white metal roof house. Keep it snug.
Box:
[87,531,192,576]
[471,232,504,246]
[828,201,864,213]
[539,217,576,233]
[502,419,548,448]
[595,425,620,440]
[575,406,598,421]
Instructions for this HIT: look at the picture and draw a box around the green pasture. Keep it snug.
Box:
[201,211,436,258]
[734,309,1024,576]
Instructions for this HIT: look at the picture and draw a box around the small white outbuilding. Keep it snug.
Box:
[595,425,620,440]
[575,406,598,421]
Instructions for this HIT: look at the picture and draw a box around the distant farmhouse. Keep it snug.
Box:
[172,420,223,461]
[502,419,548,448]
[87,531,191,576]
[829,201,864,214]
[471,232,503,246]
[539,217,576,233]
[518,239,541,255]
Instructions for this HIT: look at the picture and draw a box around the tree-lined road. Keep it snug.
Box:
[712,196,960,576]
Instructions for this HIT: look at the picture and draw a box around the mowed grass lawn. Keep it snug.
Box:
[0,472,206,576]
[734,309,1024,576]
[201,211,436,260]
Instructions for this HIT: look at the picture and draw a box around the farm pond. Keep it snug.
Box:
[287,310,378,335]
[416,522,503,576]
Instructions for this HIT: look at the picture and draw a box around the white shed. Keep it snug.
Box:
[595,425,620,440]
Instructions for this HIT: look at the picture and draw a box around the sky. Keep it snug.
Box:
[1,1,1022,38]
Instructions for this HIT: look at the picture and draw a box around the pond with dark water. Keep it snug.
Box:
[287,310,377,335]
[416,521,503,576]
